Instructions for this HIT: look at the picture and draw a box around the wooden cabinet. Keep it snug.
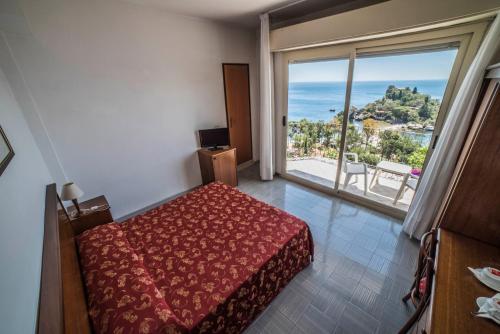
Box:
[437,77,500,246]
[198,147,237,187]
[66,196,114,235]
[430,229,500,334]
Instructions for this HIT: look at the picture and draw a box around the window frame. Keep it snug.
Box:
[275,20,491,218]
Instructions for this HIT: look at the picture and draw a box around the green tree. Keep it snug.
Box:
[408,146,428,168]
[418,102,432,120]
[323,123,334,148]
[362,119,377,148]
[345,124,363,151]
[385,85,397,99]
[379,130,419,163]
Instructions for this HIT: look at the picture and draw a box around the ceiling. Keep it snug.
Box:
[269,0,387,29]
[122,0,297,28]
[122,0,386,28]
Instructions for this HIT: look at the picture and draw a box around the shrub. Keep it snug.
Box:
[359,152,381,166]
[324,148,338,159]
[408,146,428,168]
[349,147,381,166]
[379,130,419,163]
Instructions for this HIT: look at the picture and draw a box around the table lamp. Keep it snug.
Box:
[61,182,84,217]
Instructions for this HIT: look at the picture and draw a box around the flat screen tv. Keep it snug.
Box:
[199,128,229,150]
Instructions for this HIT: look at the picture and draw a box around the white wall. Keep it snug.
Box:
[270,0,500,50]
[0,66,52,333]
[4,0,259,218]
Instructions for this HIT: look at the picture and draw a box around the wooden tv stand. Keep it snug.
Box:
[197,147,237,187]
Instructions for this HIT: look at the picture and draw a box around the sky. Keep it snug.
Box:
[289,49,458,82]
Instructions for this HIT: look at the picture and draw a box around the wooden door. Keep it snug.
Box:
[223,64,253,165]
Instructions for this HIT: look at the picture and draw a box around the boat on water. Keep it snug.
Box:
[329,108,336,112]
[424,125,435,131]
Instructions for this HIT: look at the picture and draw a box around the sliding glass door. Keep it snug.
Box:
[281,38,463,215]
[339,48,458,211]
[285,58,350,188]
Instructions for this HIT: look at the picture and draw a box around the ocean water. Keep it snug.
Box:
[288,79,448,122]
[288,80,448,147]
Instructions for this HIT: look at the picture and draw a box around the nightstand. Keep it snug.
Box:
[66,195,114,235]
[197,147,238,186]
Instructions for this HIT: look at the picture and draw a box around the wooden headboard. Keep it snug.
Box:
[37,184,92,334]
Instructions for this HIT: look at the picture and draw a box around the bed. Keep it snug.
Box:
[37,182,314,334]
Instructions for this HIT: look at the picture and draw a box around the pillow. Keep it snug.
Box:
[77,223,186,334]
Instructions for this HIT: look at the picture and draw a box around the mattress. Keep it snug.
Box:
[77,182,314,334]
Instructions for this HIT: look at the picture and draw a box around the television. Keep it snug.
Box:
[198,128,229,150]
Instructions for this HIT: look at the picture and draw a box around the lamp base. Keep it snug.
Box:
[72,198,82,217]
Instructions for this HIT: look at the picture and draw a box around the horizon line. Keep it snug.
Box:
[290,78,449,83]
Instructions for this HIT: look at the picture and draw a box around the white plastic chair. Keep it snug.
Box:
[343,152,368,195]
[394,173,419,204]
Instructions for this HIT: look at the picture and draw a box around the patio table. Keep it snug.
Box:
[369,160,412,192]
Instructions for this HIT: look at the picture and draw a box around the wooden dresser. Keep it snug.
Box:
[425,230,500,334]
[197,147,238,187]
[413,70,500,333]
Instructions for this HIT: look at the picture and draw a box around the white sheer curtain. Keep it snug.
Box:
[259,13,274,180]
[403,14,500,239]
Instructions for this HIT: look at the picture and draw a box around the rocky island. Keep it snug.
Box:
[351,85,440,131]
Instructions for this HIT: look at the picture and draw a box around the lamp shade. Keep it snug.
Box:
[61,182,84,201]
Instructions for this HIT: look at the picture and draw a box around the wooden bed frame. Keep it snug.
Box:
[37,184,98,334]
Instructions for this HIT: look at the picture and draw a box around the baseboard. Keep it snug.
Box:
[237,160,256,171]
[116,185,201,222]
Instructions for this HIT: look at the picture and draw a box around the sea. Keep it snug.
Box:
[288,79,448,146]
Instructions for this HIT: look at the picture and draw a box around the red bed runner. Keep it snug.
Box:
[77,182,313,333]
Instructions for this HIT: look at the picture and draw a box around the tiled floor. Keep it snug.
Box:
[237,164,419,334]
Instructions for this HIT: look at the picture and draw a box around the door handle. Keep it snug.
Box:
[432,135,439,149]
[282,115,286,126]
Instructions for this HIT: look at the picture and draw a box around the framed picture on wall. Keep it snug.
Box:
[0,125,14,177]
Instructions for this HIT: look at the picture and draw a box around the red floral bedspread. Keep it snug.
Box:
[77,182,314,334]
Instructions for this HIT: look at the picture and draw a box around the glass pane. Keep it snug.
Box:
[340,48,458,211]
[286,59,349,188]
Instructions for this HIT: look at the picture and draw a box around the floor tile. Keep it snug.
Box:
[277,285,314,321]
[258,306,297,334]
[296,304,338,334]
[367,254,396,276]
[322,272,359,301]
[352,233,380,252]
[359,268,393,297]
[344,244,373,266]
[311,284,347,313]
[334,303,380,334]
[350,284,386,319]
[381,299,415,328]
[333,257,366,281]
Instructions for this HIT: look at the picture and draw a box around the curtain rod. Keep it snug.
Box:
[266,0,308,15]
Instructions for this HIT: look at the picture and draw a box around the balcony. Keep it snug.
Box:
[286,157,416,212]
